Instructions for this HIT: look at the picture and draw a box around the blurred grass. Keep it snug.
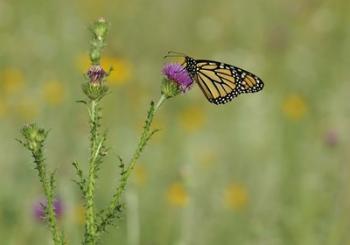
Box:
[1,0,350,244]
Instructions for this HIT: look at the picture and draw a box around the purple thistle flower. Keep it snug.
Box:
[33,198,63,222]
[162,63,193,92]
[87,65,107,85]
[325,129,338,147]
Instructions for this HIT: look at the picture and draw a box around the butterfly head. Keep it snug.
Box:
[164,52,197,78]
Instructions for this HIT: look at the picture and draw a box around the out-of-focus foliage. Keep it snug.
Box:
[0,0,349,244]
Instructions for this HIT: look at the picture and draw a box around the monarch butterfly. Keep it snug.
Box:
[165,51,264,105]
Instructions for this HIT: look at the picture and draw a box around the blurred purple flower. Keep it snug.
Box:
[33,198,63,222]
[325,129,338,147]
[162,63,193,92]
[87,65,107,85]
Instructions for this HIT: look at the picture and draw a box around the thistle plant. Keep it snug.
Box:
[18,17,193,245]
[18,124,64,244]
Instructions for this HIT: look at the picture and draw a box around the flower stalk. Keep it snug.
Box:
[82,17,109,245]
[155,94,167,112]
[18,124,64,245]
[95,62,192,234]
[18,16,194,245]
[96,95,165,234]
[85,100,99,244]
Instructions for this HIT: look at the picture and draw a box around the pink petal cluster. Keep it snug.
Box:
[33,198,63,222]
[87,65,107,84]
[162,63,193,92]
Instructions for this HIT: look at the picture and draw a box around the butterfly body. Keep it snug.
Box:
[183,56,264,105]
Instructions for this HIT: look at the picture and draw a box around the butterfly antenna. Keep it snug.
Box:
[164,51,187,59]
[167,51,187,56]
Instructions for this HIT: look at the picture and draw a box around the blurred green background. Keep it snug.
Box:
[1,0,350,244]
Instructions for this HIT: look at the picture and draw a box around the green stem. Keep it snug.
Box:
[96,95,166,234]
[19,124,63,244]
[126,187,139,245]
[34,151,62,245]
[154,94,166,112]
[85,99,100,244]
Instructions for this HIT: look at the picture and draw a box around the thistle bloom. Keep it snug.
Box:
[325,129,338,147]
[162,63,193,91]
[83,65,109,100]
[87,65,107,85]
[161,63,193,98]
[33,198,63,222]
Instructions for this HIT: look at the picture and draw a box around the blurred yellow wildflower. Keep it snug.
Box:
[76,53,90,72]
[197,151,217,168]
[101,56,132,86]
[42,80,65,106]
[127,88,145,112]
[167,182,188,207]
[133,165,147,186]
[152,116,165,130]
[75,54,132,86]
[1,68,25,95]
[73,204,85,225]
[0,98,8,118]
[16,97,39,120]
[282,94,307,121]
[223,183,248,211]
[178,105,205,132]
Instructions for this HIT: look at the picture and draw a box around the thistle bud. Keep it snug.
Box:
[92,17,108,41]
[20,124,48,152]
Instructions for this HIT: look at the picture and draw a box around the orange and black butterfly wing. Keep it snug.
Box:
[195,61,239,104]
[194,60,264,105]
